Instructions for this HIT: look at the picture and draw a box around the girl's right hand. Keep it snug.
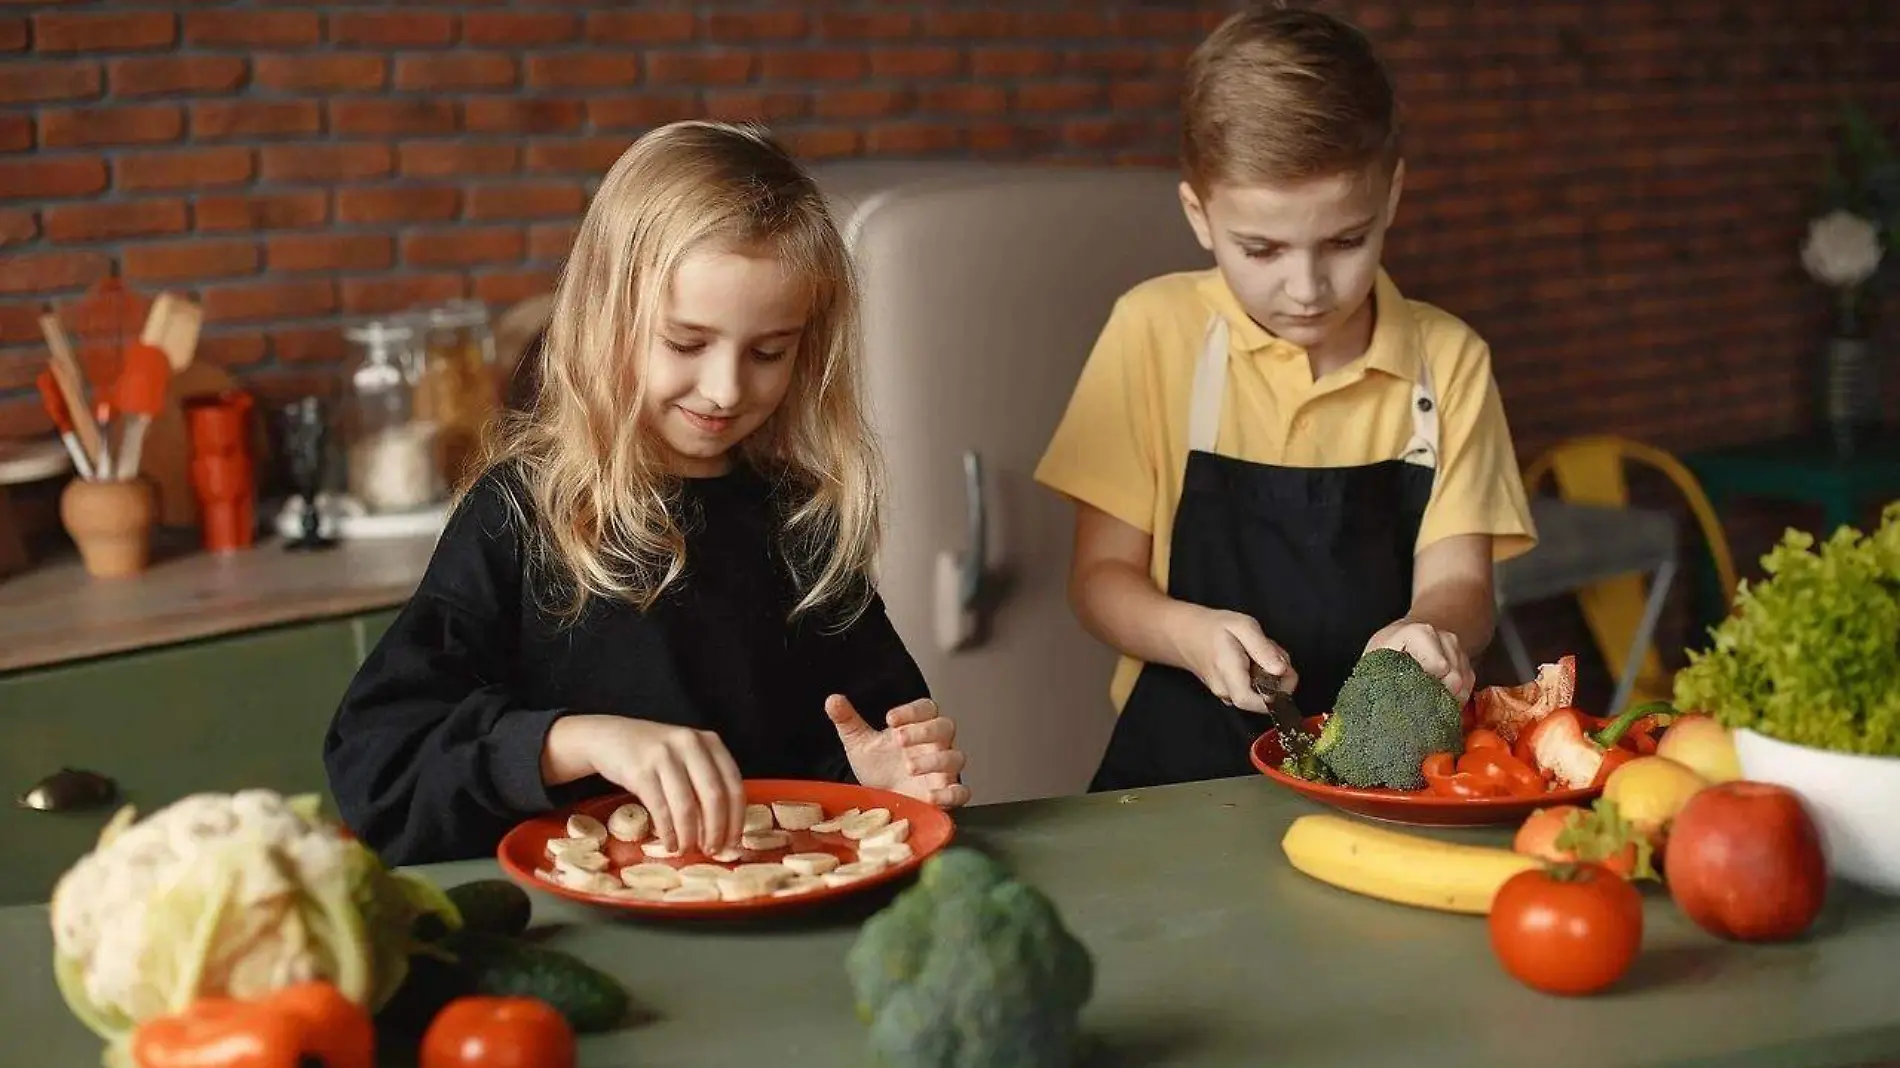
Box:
[1176,607,1299,715]
[542,715,746,854]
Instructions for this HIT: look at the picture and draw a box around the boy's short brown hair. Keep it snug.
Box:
[1181,5,1400,192]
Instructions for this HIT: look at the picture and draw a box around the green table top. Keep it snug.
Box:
[8,778,1900,1068]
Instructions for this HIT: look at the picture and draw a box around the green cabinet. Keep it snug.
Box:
[0,610,398,906]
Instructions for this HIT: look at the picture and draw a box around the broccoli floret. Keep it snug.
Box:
[845,848,1095,1068]
[1314,648,1464,789]
[1279,745,1336,784]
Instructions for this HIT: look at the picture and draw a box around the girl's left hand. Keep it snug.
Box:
[825,695,972,809]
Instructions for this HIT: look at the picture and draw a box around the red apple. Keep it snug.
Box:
[1664,781,1828,941]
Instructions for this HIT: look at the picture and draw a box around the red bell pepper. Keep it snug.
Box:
[1519,702,1671,790]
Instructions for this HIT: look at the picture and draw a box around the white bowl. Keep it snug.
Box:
[1732,727,1900,896]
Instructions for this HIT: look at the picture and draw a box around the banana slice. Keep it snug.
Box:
[741,830,789,852]
[609,885,667,902]
[677,863,729,885]
[735,862,793,888]
[566,814,608,844]
[773,876,826,897]
[858,841,914,867]
[771,801,825,831]
[822,861,884,887]
[810,807,860,834]
[708,846,746,863]
[533,867,559,884]
[620,863,683,891]
[553,849,609,875]
[607,803,651,843]
[840,808,892,840]
[640,841,685,859]
[545,836,599,860]
[561,870,622,894]
[743,804,774,834]
[662,885,719,903]
[861,818,910,848]
[716,873,768,901]
[784,852,840,877]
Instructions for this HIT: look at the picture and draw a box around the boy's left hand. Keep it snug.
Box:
[1365,618,1474,703]
[825,695,972,809]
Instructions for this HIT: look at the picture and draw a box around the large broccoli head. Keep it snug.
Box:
[1314,648,1464,789]
[845,848,1095,1068]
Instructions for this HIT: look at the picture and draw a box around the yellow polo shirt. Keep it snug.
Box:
[1035,267,1538,710]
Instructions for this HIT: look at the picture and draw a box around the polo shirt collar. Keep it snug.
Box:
[1195,268,1423,383]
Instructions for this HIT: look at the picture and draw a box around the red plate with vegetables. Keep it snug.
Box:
[1251,654,1672,827]
[497,779,954,917]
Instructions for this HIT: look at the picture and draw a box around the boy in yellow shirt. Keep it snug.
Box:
[1036,6,1538,791]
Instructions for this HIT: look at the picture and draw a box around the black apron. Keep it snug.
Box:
[1089,314,1441,792]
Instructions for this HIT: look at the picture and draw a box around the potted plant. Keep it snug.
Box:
[1672,502,1900,895]
[1805,104,1897,454]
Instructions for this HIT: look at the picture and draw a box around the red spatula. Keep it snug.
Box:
[113,341,172,480]
[36,369,94,480]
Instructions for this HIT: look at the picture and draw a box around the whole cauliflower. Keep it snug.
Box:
[50,790,457,1056]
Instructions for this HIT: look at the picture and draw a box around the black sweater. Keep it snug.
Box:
[322,464,930,865]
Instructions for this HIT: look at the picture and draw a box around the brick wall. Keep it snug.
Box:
[2,1,1897,684]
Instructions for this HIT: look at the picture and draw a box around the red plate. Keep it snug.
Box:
[1249,718,1601,827]
[497,779,954,917]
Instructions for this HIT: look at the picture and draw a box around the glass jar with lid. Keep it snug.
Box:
[342,318,444,514]
[413,298,500,490]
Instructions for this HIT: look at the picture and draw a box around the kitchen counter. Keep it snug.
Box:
[6,777,1899,1067]
[0,532,437,674]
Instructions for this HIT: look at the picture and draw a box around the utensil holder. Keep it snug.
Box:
[59,477,154,579]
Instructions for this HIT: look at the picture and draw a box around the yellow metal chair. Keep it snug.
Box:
[1521,436,1740,706]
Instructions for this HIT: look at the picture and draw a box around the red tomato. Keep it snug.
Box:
[1664,781,1827,942]
[421,997,576,1068]
[1489,862,1644,996]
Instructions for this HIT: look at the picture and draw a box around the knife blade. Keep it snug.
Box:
[1250,660,1312,756]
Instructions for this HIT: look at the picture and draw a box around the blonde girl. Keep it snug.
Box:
[324,122,970,865]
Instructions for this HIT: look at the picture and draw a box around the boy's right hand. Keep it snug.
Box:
[542,715,746,855]
[1176,607,1298,715]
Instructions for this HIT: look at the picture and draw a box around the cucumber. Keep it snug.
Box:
[446,879,533,937]
[443,930,630,1033]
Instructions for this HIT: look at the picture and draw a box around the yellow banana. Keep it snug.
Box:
[1280,813,1540,914]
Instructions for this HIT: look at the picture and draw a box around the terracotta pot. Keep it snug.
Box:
[59,478,155,579]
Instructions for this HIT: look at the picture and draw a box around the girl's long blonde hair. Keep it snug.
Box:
[482,120,882,627]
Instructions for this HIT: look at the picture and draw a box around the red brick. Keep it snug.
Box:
[646,51,754,86]
[117,148,252,191]
[399,141,520,177]
[464,97,584,133]
[0,157,106,200]
[917,85,1007,115]
[191,100,321,140]
[922,12,1020,37]
[329,98,456,137]
[464,12,578,46]
[867,123,964,155]
[43,199,186,242]
[523,137,631,174]
[705,91,809,123]
[466,182,583,221]
[0,251,110,295]
[340,273,464,316]
[40,105,180,148]
[472,268,557,307]
[819,12,916,39]
[195,191,328,232]
[1068,48,1151,76]
[0,18,23,52]
[110,56,246,97]
[1108,82,1173,111]
[258,143,390,183]
[335,185,461,225]
[403,227,525,267]
[814,88,912,120]
[266,233,392,273]
[525,53,639,89]
[33,11,174,53]
[272,326,347,365]
[193,332,268,370]
[0,113,28,152]
[327,11,455,48]
[783,128,860,160]
[201,280,336,324]
[253,53,386,93]
[0,62,100,104]
[0,209,36,246]
[122,239,259,283]
[587,95,701,130]
[972,47,1059,77]
[760,49,866,81]
[396,52,517,91]
[586,11,695,44]
[1016,83,1104,113]
[527,223,576,262]
[0,301,43,343]
[1020,11,1107,36]
[1112,10,1206,36]
[1063,118,1159,151]
[183,12,319,49]
[968,122,1056,155]
[868,47,963,78]
[707,11,808,40]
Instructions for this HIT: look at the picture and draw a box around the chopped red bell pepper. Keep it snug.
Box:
[1520,702,1671,790]
[1457,748,1546,798]
[1422,752,1503,799]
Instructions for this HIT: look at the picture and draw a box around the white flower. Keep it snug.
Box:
[1801,209,1884,288]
